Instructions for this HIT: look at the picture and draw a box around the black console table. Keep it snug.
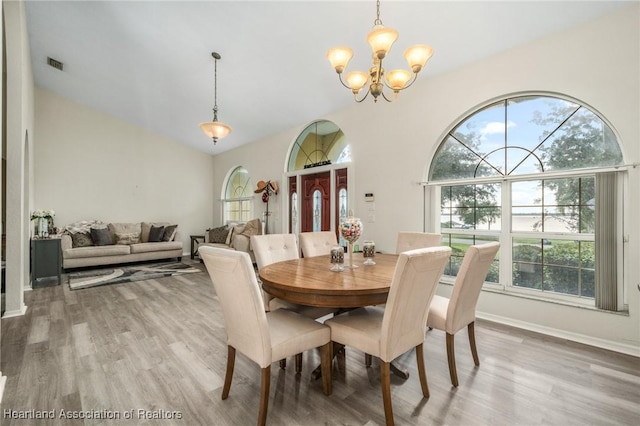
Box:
[31,238,62,287]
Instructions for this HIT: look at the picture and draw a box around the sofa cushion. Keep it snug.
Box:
[71,232,93,248]
[91,227,113,246]
[115,232,141,245]
[108,222,142,241]
[64,244,131,259]
[129,241,182,254]
[162,224,178,242]
[208,225,229,244]
[148,225,165,242]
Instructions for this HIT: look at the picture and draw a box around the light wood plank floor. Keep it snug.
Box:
[2,261,639,425]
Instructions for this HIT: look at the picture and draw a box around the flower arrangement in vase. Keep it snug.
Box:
[339,216,362,268]
[30,209,55,238]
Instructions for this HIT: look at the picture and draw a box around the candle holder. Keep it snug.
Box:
[330,245,345,272]
[339,217,362,268]
[363,240,376,265]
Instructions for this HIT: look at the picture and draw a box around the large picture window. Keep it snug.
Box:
[430,94,624,309]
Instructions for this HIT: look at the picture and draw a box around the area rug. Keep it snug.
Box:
[68,261,201,290]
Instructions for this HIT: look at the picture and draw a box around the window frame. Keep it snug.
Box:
[427,93,628,310]
[222,166,253,224]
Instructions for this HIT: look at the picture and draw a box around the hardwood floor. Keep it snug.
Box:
[2,261,639,425]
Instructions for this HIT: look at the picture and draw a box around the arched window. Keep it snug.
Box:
[287,120,350,171]
[223,166,252,223]
[429,94,624,309]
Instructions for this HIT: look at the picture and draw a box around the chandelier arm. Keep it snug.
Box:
[354,89,371,103]
[337,73,354,90]
[380,91,394,103]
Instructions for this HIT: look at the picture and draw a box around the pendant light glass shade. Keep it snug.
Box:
[327,47,354,73]
[385,69,412,91]
[404,44,434,73]
[200,121,232,140]
[366,24,398,59]
[345,71,370,92]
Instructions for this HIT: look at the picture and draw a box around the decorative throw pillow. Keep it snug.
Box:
[148,225,165,242]
[208,225,229,244]
[71,232,93,248]
[240,218,262,237]
[90,227,113,246]
[162,224,178,242]
[229,224,245,248]
[115,232,141,245]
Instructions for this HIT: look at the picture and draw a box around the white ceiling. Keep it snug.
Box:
[24,1,628,155]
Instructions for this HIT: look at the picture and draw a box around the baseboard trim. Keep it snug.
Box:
[2,304,27,319]
[477,312,640,358]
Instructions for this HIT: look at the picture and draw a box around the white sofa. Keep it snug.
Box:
[61,221,183,269]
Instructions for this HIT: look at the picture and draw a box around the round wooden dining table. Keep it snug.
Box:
[259,252,399,309]
[259,252,411,380]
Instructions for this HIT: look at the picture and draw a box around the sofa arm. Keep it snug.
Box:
[232,233,251,253]
[61,234,72,251]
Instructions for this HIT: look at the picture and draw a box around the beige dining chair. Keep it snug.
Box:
[299,231,338,257]
[252,233,337,371]
[326,246,452,426]
[199,246,332,426]
[359,231,442,369]
[396,231,442,254]
[426,241,500,387]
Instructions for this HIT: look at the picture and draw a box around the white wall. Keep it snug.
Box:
[3,0,33,318]
[34,88,215,252]
[212,4,640,355]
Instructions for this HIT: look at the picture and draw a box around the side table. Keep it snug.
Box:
[190,235,205,260]
[31,238,62,287]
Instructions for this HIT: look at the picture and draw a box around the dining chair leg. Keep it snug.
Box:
[295,353,303,374]
[222,345,236,399]
[415,343,429,398]
[320,342,332,396]
[380,361,395,426]
[446,333,459,387]
[258,365,271,426]
[365,353,372,367]
[468,322,480,366]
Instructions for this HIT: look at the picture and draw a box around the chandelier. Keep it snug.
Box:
[326,0,433,103]
[200,52,231,145]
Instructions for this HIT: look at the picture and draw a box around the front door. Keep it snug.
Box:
[301,172,330,232]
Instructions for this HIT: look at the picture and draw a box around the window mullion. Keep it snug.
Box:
[501,180,512,290]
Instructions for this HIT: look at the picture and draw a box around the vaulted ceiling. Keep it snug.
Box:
[24,1,627,155]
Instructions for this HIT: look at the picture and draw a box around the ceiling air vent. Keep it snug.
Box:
[47,57,64,71]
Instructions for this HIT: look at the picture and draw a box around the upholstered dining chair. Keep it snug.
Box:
[396,231,442,254]
[299,231,338,257]
[252,233,337,371]
[426,241,500,387]
[199,246,332,426]
[326,246,451,426]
